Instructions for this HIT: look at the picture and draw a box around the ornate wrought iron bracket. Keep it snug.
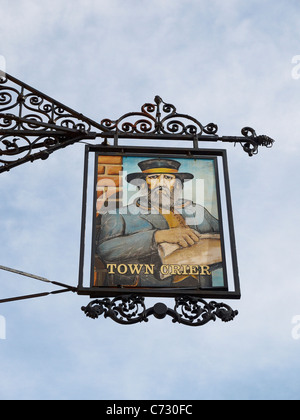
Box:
[0,73,106,173]
[81,294,238,326]
[0,73,274,173]
[100,95,275,157]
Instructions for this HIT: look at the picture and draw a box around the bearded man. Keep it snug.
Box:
[96,158,221,288]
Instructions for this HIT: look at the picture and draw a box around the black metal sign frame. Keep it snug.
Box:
[77,145,240,301]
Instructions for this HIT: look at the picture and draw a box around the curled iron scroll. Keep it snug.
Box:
[81,294,238,326]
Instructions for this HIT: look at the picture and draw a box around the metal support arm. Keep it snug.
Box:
[0,74,274,173]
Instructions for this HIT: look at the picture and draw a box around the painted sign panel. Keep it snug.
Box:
[91,153,229,292]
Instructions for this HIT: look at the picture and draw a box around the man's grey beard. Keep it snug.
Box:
[148,187,177,210]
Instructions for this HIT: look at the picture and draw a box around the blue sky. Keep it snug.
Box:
[1,0,300,400]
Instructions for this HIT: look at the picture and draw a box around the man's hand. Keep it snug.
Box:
[155,227,201,248]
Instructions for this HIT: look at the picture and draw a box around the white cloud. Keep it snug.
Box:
[1,0,300,401]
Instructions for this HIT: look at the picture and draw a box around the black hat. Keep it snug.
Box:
[126,158,194,183]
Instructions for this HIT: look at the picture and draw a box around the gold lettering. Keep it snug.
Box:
[127,264,143,275]
[117,264,128,274]
[144,264,154,275]
[188,265,200,275]
[170,265,182,275]
[106,264,117,274]
[107,264,156,276]
[106,264,212,277]
[200,265,211,275]
[160,265,170,275]
[180,265,189,275]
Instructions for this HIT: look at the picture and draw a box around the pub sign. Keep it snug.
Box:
[78,147,240,300]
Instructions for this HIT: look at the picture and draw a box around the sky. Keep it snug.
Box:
[1,0,300,400]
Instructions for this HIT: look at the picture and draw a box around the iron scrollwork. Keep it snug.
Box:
[240,126,274,157]
[0,73,107,172]
[101,95,218,137]
[81,294,238,326]
[81,295,148,325]
[174,296,238,325]
[0,73,275,173]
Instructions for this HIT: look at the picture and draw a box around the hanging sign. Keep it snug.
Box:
[78,147,240,299]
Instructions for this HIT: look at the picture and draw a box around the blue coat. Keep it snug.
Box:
[97,201,219,287]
